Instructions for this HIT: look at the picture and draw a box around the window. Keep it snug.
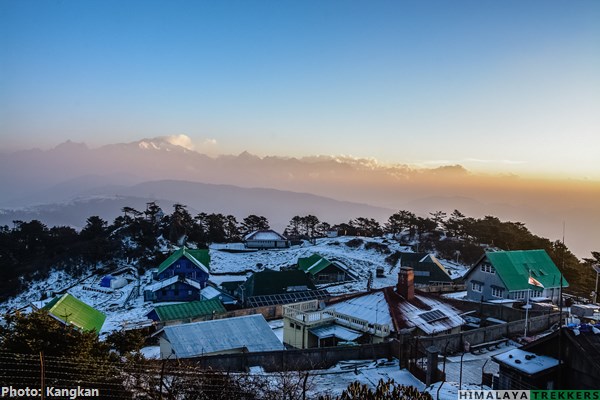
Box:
[491,287,504,298]
[480,264,495,274]
[188,290,193,296]
[512,290,527,300]
[471,282,483,292]
[176,264,180,269]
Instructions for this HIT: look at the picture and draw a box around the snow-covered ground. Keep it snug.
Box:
[305,359,425,398]
[209,236,462,294]
[0,236,471,337]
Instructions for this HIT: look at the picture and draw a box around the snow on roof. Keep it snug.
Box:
[309,325,363,341]
[160,314,284,358]
[244,230,287,241]
[488,299,516,304]
[530,296,551,302]
[145,276,201,292]
[326,291,392,328]
[384,288,465,335]
[200,286,222,300]
[441,291,467,300]
[492,348,559,375]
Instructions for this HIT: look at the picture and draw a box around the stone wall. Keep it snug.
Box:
[176,342,394,372]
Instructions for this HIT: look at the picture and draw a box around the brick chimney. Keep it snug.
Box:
[397,267,415,301]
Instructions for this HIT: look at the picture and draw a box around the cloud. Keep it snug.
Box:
[163,134,196,151]
[161,135,218,154]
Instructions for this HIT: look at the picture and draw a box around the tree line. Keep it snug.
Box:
[0,202,597,301]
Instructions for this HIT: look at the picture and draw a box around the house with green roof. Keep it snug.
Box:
[43,293,106,333]
[238,269,329,307]
[146,298,226,324]
[155,247,210,287]
[464,249,568,304]
[297,253,354,284]
[398,252,453,286]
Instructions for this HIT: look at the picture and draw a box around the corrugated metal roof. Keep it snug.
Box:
[151,299,225,321]
[161,314,284,358]
[309,325,363,341]
[43,293,106,333]
[157,247,210,275]
[486,250,568,291]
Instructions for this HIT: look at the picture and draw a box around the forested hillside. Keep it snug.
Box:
[0,203,596,301]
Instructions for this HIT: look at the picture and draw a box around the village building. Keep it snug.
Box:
[282,297,391,349]
[398,252,453,286]
[383,267,465,336]
[492,348,560,390]
[154,247,210,286]
[238,269,329,307]
[154,314,284,359]
[493,324,600,389]
[42,293,106,333]
[463,249,568,304]
[244,230,290,249]
[283,267,465,349]
[144,275,203,302]
[297,253,354,284]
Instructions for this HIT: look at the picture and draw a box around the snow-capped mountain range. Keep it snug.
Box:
[1,136,598,258]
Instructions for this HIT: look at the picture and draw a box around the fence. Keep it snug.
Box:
[413,312,563,354]
[0,351,311,400]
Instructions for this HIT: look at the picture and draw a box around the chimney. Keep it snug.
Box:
[397,267,415,301]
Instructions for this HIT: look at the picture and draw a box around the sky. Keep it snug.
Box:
[1,0,599,180]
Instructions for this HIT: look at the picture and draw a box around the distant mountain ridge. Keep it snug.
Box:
[0,180,393,231]
[1,137,599,258]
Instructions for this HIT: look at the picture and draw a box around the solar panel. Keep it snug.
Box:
[419,309,448,323]
[247,290,329,308]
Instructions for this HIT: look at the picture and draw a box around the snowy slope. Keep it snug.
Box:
[0,236,471,336]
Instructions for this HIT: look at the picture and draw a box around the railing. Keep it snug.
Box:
[282,301,391,337]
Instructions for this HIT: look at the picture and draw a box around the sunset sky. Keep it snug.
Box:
[1,0,599,180]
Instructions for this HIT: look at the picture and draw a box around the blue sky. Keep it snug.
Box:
[1,0,599,179]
